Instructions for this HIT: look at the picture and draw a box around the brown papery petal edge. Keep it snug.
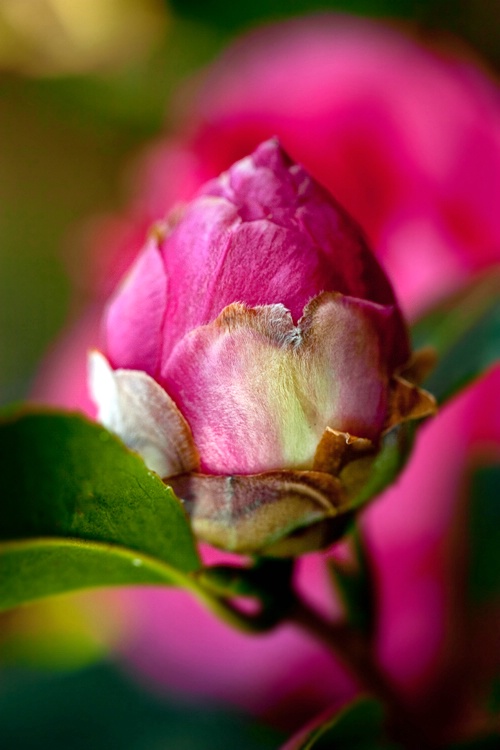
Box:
[384,375,437,434]
[168,470,343,555]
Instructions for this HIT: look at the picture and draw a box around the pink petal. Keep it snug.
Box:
[105,236,167,378]
[162,293,397,475]
[154,140,408,368]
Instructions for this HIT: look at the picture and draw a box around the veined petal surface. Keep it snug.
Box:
[162,292,397,475]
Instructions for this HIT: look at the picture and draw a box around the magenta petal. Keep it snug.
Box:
[105,236,167,377]
[152,140,408,367]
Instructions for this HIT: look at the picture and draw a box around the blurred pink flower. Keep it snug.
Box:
[33,14,500,731]
[76,19,500,316]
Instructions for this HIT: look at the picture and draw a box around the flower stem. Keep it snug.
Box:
[289,596,434,749]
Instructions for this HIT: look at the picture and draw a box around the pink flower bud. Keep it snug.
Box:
[90,139,435,554]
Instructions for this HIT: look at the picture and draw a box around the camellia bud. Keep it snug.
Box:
[89,139,435,555]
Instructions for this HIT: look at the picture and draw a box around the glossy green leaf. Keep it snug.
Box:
[467,463,500,605]
[282,698,401,750]
[0,410,201,611]
[411,271,500,405]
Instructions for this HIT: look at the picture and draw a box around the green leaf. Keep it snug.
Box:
[282,698,401,750]
[467,463,500,605]
[0,410,201,611]
[411,271,500,405]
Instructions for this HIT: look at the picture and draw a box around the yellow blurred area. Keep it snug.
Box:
[0,0,168,75]
[0,592,130,669]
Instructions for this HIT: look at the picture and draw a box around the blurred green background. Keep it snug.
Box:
[1,0,499,747]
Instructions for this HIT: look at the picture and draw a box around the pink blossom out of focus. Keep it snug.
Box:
[33,15,500,730]
[82,18,500,315]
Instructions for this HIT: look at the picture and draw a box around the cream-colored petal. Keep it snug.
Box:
[88,350,199,477]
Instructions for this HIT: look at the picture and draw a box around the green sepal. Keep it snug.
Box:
[267,423,416,557]
[349,424,416,511]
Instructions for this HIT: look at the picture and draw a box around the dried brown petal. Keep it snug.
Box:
[384,375,437,433]
[313,427,374,475]
[168,470,343,555]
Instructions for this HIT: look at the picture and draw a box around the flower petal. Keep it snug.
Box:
[384,375,437,433]
[162,292,399,475]
[151,140,408,368]
[88,351,199,477]
[168,469,343,554]
[105,235,167,378]
[313,427,374,475]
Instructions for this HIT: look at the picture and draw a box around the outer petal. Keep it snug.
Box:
[169,470,343,554]
[88,350,199,478]
[105,235,167,378]
[162,292,398,475]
